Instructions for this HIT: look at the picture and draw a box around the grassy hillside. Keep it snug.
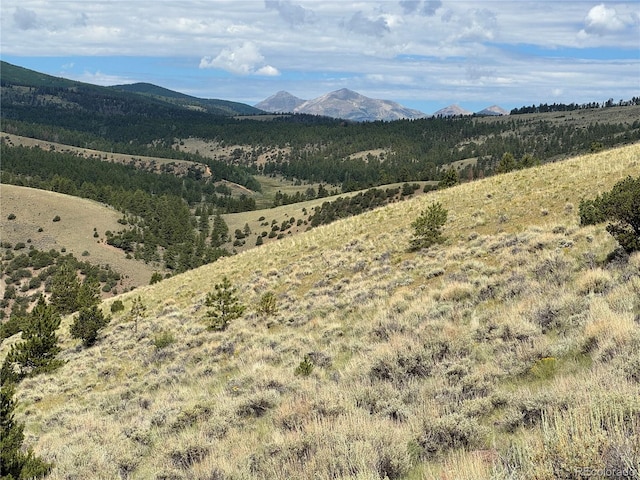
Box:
[0,185,158,288]
[3,143,640,479]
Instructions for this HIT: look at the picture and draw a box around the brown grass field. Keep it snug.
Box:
[0,184,159,289]
[1,142,639,479]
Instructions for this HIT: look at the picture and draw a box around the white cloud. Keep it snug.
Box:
[0,1,637,111]
[582,4,628,35]
[256,65,281,76]
[200,42,278,76]
[71,70,135,86]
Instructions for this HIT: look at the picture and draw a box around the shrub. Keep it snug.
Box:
[579,176,640,253]
[257,291,277,316]
[294,355,314,376]
[52,215,61,222]
[205,276,245,331]
[110,299,125,313]
[417,413,485,458]
[410,202,448,251]
[7,213,16,220]
[153,330,175,350]
[70,306,111,347]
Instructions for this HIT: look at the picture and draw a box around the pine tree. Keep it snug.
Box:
[1,297,63,382]
[70,306,111,347]
[0,384,52,479]
[129,296,147,333]
[211,213,229,248]
[205,277,246,331]
[410,202,448,251]
[496,152,516,174]
[49,262,81,314]
[438,168,458,189]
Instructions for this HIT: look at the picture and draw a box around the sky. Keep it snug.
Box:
[1,1,639,114]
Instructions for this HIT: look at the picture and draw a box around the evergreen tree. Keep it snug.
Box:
[0,384,52,479]
[129,296,147,333]
[211,213,229,248]
[70,306,111,347]
[76,279,101,311]
[580,176,640,253]
[438,168,458,189]
[410,202,448,251]
[1,297,62,384]
[49,262,81,315]
[496,152,516,174]
[205,277,246,331]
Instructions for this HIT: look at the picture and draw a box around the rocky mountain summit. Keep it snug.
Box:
[256,88,428,121]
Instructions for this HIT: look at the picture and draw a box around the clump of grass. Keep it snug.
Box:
[499,396,640,479]
[417,413,486,459]
[575,268,614,295]
[153,330,175,350]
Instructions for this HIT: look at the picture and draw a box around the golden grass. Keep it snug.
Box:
[0,184,158,286]
[3,143,640,479]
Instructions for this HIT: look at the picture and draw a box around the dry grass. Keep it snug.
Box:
[0,184,158,287]
[3,143,640,479]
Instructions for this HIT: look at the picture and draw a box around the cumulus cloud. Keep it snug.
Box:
[455,8,498,42]
[422,1,442,16]
[399,1,420,14]
[581,4,630,35]
[264,0,315,27]
[199,42,279,76]
[345,11,390,36]
[13,7,38,30]
[399,0,441,16]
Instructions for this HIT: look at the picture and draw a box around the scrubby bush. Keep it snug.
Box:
[257,291,277,316]
[110,299,125,313]
[580,175,640,253]
[417,413,485,458]
[153,330,175,350]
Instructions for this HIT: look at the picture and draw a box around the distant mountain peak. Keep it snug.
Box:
[255,88,428,121]
[433,104,473,117]
[477,105,509,116]
[254,91,305,113]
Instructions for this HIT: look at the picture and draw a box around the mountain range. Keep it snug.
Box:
[256,89,508,121]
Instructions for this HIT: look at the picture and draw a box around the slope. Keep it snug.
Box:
[0,185,158,287]
[3,143,640,479]
[110,82,263,116]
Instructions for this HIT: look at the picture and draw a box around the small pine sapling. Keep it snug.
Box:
[205,276,246,331]
[410,202,448,251]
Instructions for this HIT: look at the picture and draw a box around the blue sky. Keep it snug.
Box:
[1,1,639,114]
